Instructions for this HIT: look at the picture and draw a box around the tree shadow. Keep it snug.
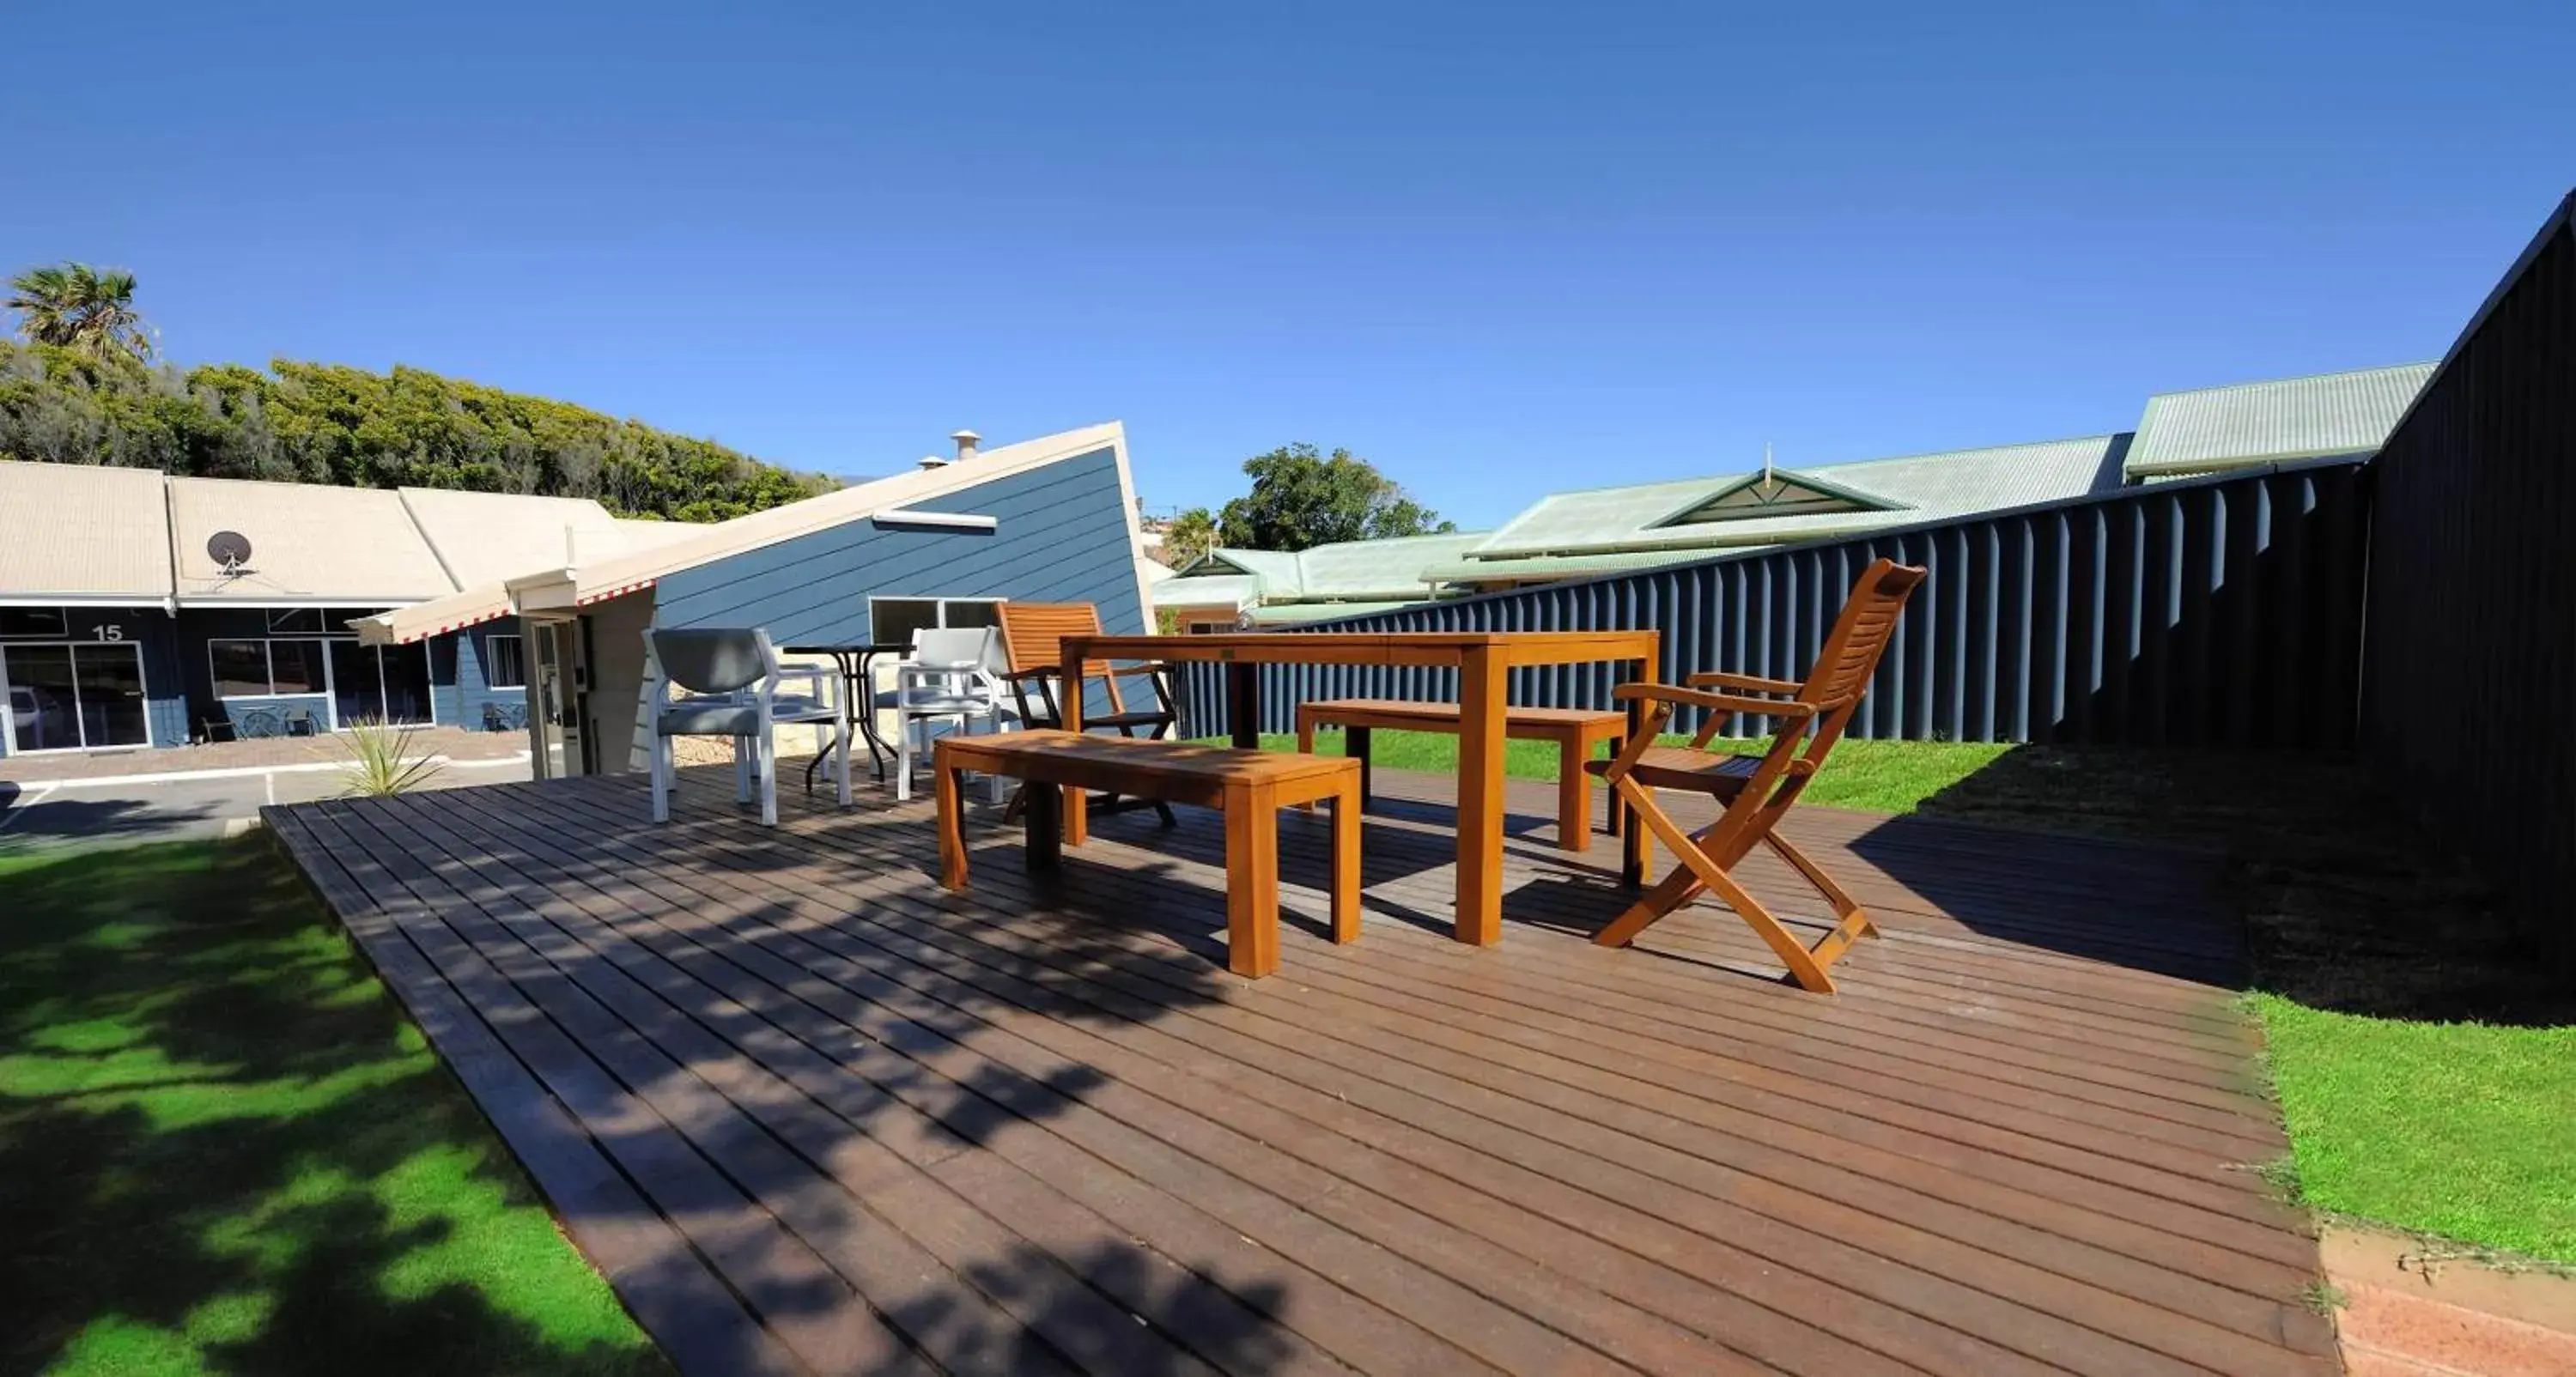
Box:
[0,792,231,852]
[0,838,671,1376]
[1873,743,2573,1024]
[246,767,1329,1374]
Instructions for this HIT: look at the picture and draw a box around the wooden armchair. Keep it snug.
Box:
[994,602,1179,825]
[1588,557,1928,992]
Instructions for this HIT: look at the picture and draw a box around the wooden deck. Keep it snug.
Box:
[264,761,2336,1377]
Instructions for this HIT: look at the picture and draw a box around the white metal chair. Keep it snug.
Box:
[890,626,1011,802]
[645,627,849,827]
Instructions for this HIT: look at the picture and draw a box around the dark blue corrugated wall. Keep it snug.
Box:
[1176,458,2372,748]
[2360,191,2576,972]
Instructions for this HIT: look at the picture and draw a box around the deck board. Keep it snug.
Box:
[264,760,2336,1376]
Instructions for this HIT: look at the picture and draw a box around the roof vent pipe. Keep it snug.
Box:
[917,454,950,471]
[951,429,981,463]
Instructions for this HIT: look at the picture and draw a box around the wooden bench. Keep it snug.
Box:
[1294,698,1628,852]
[933,731,1361,978]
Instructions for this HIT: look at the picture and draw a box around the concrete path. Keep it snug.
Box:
[0,755,532,852]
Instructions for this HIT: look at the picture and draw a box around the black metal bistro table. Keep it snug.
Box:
[784,641,906,793]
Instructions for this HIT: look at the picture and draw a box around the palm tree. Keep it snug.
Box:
[5,262,154,362]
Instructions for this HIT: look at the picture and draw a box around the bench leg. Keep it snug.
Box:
[1347,725,1372,811]
[1224,787,1280,978]
[936,758,969,891]
[1603,735,1624,839]
[1557,731,1590,853]
[1294,713,1318,812]
[1024,776,1060,874]
[1332,785,1361,943]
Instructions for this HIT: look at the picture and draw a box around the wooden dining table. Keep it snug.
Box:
[1055,630,1662,946]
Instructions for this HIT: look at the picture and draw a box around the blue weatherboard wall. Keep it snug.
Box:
[653,446,1145,644]
[439,624,529,731]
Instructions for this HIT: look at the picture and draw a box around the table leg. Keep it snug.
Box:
[1455,646,1508,945]
[1224,781,1280,978]
[1622,654,1657,889]
[935,754,969,890]
[1227,662,1261,749]
[1061,640,1089,846]
[1331,781,1362,944]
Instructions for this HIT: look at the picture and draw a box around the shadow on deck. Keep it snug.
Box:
[263,760,2336,1376]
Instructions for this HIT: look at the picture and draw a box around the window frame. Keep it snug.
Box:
[483,633,527,690]
[208,636,332,699]
[867,596,1005,648]
[0,607,71,640]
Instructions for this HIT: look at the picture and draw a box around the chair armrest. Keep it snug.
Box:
[1686,670,1804,696]
[1613,682,1817,720]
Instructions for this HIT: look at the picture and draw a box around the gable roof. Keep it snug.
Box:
[1650,469,1901,526]
[397,488,636,590]
[0,461,718,611]
[356,422,1137,644]
[2124,363,2435,478]
[168,476,454,604]
[1465,435,2126,564]
[0,460,173,602]
[1163,530,1492,612]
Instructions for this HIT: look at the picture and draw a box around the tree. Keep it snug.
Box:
[1212,443,1454,551]
[0,342,834,522]
[1163,507,1218,566]
[6,263,154,363]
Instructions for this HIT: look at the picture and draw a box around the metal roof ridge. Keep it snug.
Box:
[2136,361,2439,403]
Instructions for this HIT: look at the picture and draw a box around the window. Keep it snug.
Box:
[870,597,1004,648]
[210,638,329,697]
[483,634,526,689]
[0,607,70,639]
[266,608,327,634]
[210,640,272,698]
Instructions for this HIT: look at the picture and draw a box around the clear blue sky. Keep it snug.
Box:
[5,1,2568,529]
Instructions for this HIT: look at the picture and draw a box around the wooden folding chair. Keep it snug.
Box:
[1588,557,1928,992]
[994,602,1180,827]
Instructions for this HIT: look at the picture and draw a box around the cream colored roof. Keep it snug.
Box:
[167,476,453,604]
[397,488,630,589]
[0,460,173,601]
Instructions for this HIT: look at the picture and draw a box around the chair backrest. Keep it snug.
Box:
[912,626,1002,674]
[1799,558,1929,710]
[996,602,1105,677]
[651,628,772,695]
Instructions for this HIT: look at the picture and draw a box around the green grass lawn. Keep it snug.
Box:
[1219,728,2014,814]
[1242,727,2576,1265]
[2257,996,2576,1262]
[0,838,666,1377]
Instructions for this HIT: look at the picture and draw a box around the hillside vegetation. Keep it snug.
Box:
[0,342,830,522]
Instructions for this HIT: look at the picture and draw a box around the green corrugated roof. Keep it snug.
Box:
[1423,548,1741,583]
[1246,598,1425,624]
[1151,572,1262,611]
[1462,435,2125,564]
[1167,531,1491,604]
[2124,363,2434,477]
[1285,531,1490,598]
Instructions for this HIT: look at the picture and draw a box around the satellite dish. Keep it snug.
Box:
[207,531,254,573]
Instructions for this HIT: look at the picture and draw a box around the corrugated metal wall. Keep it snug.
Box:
[1176,458,2372,748]
[2360,193,2576,970]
